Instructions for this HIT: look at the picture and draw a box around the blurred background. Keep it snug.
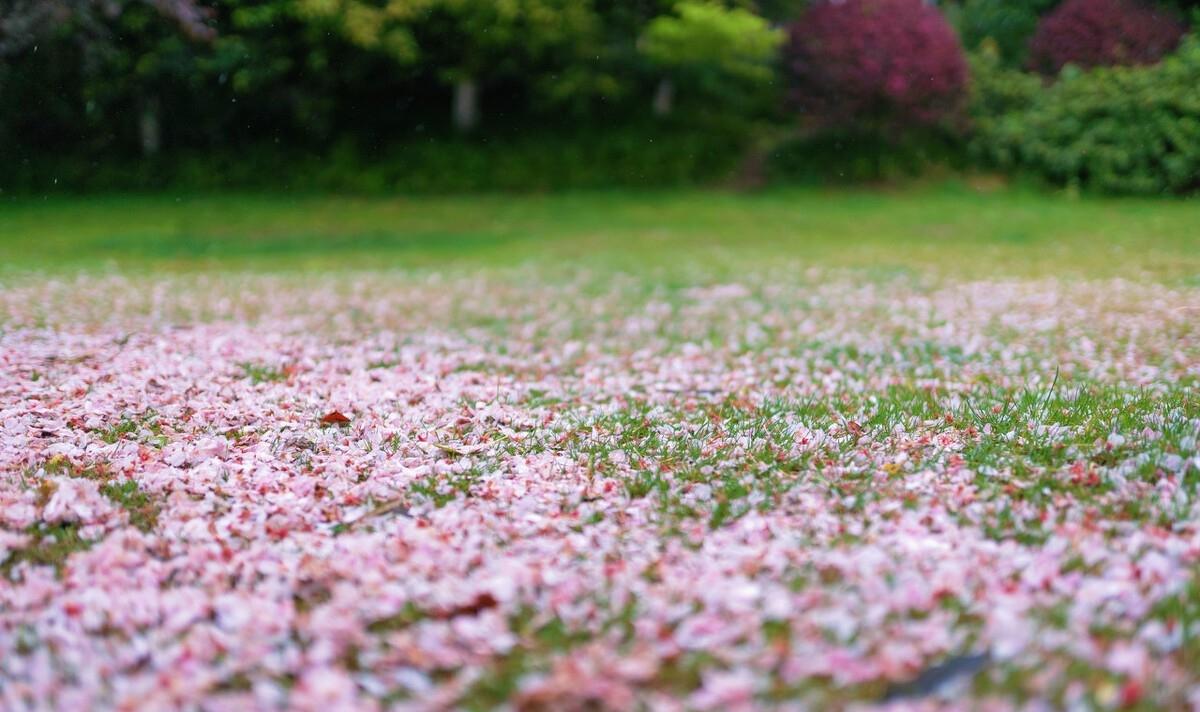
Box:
[2,0,1198,197]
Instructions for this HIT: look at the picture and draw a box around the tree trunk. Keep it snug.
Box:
[653,78,674,117]
[453,78,479,133]
[140,96,161,157]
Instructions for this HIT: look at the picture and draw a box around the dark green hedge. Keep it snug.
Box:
[2,126,748,194]
[765,129,966,184]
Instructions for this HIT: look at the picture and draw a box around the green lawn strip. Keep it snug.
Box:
[2,185,1199,281]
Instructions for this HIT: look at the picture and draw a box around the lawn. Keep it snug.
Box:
[3,183,1200,279]
[1,185,1198,710]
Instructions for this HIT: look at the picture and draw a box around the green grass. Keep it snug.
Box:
[239,362,290,385]
[0,522,91,577]
[99,480,160,533]
[2,183,1199,280]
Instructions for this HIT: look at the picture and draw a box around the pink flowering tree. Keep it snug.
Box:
[782,0,969,176]
[1027,0,1188,75]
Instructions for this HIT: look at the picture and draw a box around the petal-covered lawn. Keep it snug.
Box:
[1,270,1198,710]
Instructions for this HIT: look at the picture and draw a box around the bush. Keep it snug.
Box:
[965,46,1045,168]
[1028,0,1187,74]
[783,0,969,132]
[767,129,966,184]
[975,36,1200,194]
[968,46,1045,119]
[951,0,1058,66]
[0,125,750,194]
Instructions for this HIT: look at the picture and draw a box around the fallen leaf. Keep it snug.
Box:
[432,592,499,620]
[320,411,352,427]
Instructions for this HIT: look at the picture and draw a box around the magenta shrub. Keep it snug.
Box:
[782,0,969,131]
[1027,0,1186,74]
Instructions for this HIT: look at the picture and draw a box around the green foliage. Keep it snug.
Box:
[0,0,768,168]
[967,46,1044,118]
[297,0,600,80]
[640,1,782,99]
[949,0,1057,66]
[752,0,809,23]
[965,46,1044,167]
[2,0,1198,194]
[3,126,747,193]
[974,36,1200,194]
[767,130,966,184]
